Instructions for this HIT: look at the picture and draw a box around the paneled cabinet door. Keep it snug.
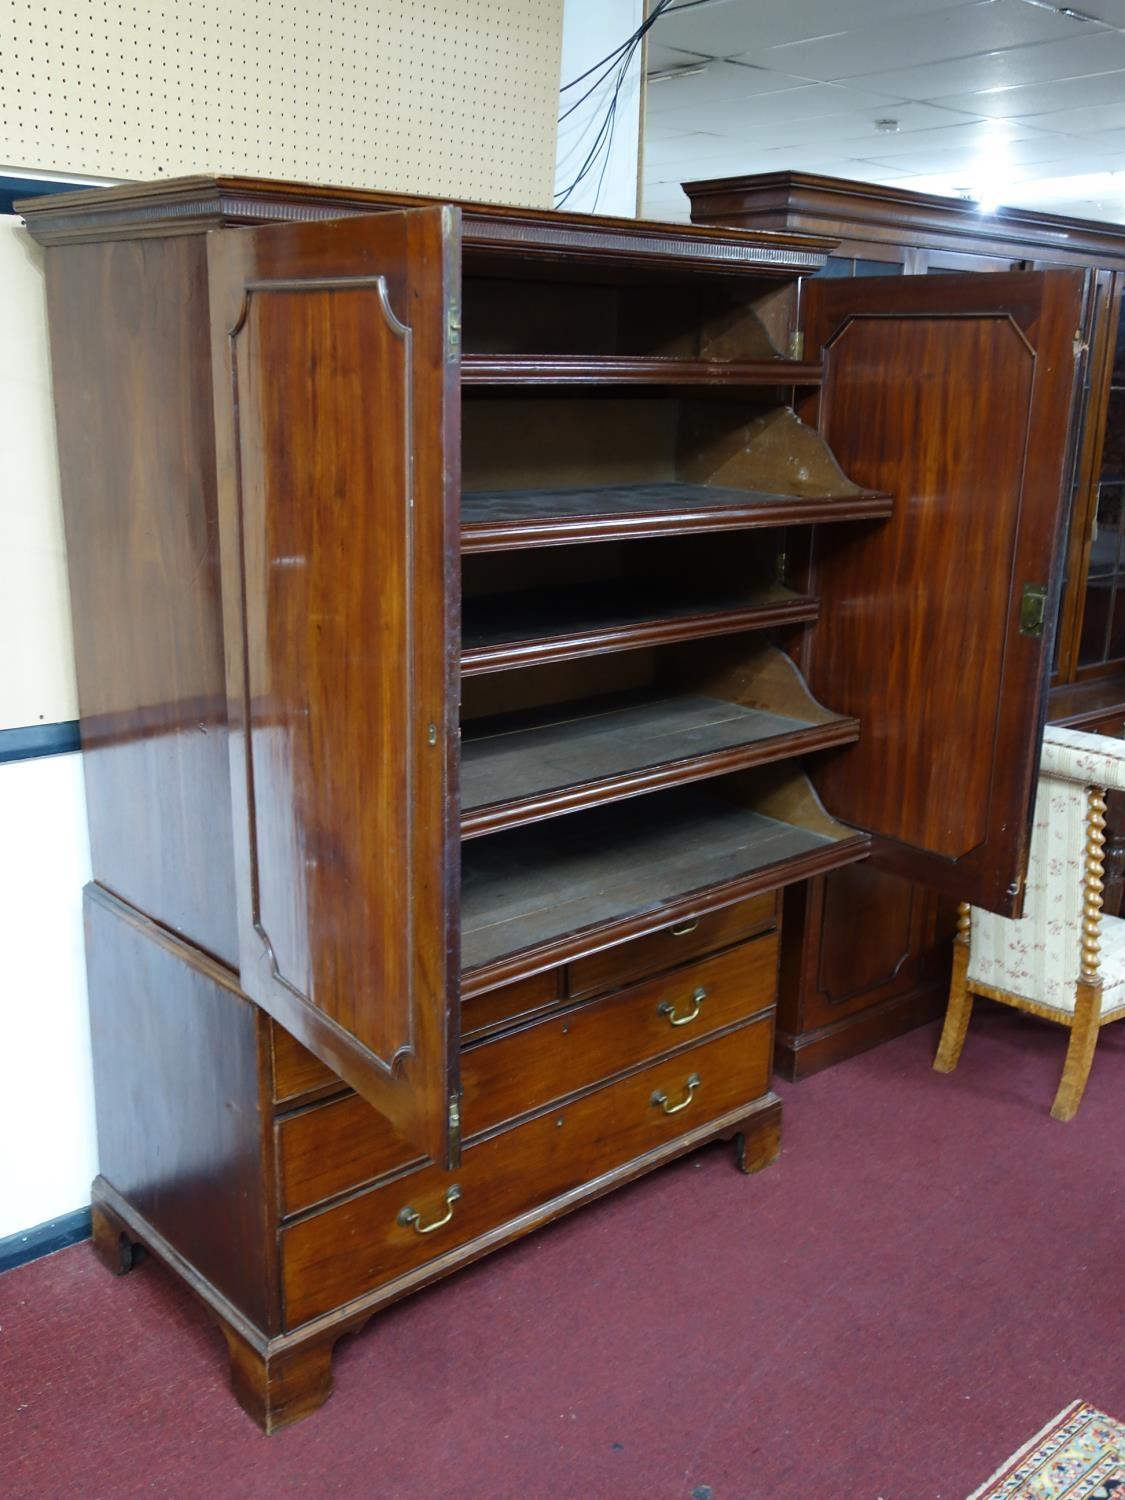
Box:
[208,206,462,1167]
[801,270,1085,918]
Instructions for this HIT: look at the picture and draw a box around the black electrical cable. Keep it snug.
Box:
[558,32,635,93]
[559,21,647,208]
[559,44,634,124]
[557,63,629,207]
[555,0,677,207]
[557,0,680,93]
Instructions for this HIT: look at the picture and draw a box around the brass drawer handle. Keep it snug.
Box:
[397,1184,461,1235]
[651,1073,701,1116]
[657,986,706,1027]
[668,919,699,937]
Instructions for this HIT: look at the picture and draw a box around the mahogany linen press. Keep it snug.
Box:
[21,176,1082,1430]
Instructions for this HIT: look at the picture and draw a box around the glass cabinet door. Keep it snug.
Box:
[1076,280,1125,674]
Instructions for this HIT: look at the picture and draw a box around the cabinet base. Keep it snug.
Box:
[87,1094,782,1433]
[773,985,945,1081]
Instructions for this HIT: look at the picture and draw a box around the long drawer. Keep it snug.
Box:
[270,891,778,1106]
[280,1015,774,1329]
[276,932,779,1217]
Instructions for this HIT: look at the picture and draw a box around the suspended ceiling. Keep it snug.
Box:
[643,0,1125,222]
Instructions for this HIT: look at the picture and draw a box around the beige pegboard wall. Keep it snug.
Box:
[0,0,564,204]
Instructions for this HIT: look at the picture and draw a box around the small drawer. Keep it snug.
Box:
[566,891,777,999]
[461,966,561,1039]
[272,967,561,1107]
[280,1015,773,1328]
[276,933,778,1217]
[271,1022,340,1106]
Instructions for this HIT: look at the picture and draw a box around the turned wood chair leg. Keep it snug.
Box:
[934,902,974,1074]
[1052,786,1108,1122]
[1051,979,1102,1122]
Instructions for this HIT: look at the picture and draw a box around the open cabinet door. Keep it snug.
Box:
[801,269,1085,919]
[208,206,462,1166]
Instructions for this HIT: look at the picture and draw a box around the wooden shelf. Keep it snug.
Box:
[461,353,824,387]
[461,582,816,675]
[461,480,893,551]
[1048,668,1125,728]
[461,690,859,838]
[461,783,869,993]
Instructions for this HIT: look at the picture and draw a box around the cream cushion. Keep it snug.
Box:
[966,725,1125,1013]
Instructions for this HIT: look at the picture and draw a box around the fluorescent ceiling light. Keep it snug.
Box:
[648,61,711,82]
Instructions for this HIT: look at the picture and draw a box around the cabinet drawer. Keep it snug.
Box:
[461,967,561,1039]
[271,1022,339,1106]
[566,891,776,999]
[272,967,561,1106]
[277,933,778,1217]
[280,1015,773,1328]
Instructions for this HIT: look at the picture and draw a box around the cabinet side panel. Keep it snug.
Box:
[85,886,276,1332]
[43,235,238,965]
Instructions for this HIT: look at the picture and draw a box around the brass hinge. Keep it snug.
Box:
[1019,582,1048,639]
[447,303,461,361]
[789,330,805,360]
[1073,329,1089,360]
[449,1092,462,1155]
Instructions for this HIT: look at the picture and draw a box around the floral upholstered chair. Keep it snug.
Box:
[934,724,1125,1120]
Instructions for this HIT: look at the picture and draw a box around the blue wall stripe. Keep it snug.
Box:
[1,174,82,215]
[0,721,81,764]
[0,1208,92,1275]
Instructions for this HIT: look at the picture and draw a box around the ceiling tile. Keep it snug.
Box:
[1006,98,1125,132]
[649,0,987,58]
[646,154,764,186]
[738,0,1102,82]
[1006,149,1125,175]
[1074,1,1125,25]
[645,43,715,72]
[644,133,728,166]
[682,113,1030,158]
[1075,125,1125,147]
[934,67,1125,117]
[650,84,952,132]
[849,132,1079,172]
[811,120,1067,158]
[645,61,822,115]
[842,30,1125,100]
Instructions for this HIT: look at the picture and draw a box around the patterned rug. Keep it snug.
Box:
[969,1402,1125,1499]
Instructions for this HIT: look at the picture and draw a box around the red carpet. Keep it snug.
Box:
[2,1003,1123,1499]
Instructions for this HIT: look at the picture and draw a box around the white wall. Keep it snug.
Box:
[554,0,644,217]
[0,754,94,1238]
[0,209,95,1242]
[0,217,77,732]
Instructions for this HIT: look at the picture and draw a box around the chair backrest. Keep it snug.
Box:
[966,726,1125,1011]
